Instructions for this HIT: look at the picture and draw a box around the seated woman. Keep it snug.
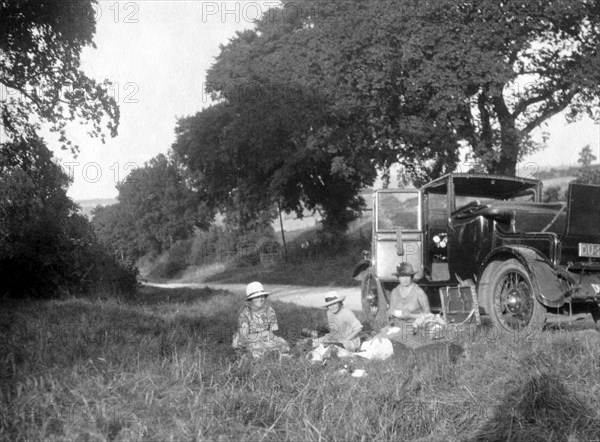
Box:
[313,291,363,351]
[387,262,431,325]
[232,281,290,358]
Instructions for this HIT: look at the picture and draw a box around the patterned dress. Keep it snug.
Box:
[232,304,290,357]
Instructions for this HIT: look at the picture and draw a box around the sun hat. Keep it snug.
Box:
[323,291,346,307]
[245,281,270,300]
[393,262,416,277]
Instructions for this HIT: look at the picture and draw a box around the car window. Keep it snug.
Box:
[427,193,447,228]
[377,192,420,231]
[508,190,536,202]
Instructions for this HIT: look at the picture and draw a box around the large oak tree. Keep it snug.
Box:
[262,0,600,175]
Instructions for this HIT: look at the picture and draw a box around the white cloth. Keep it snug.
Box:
[306,343,361,363]
[355,336,394,360]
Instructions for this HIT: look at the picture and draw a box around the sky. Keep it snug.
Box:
[48,1,600,201]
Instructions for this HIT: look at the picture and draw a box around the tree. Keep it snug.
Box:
[173,94,375,235]
[0,2,133,297]
[216,0,600,177]
[291,0,600,176]
[1,0,119,150]
[0,139,136,297]
[93,154,213,260]
[401,0,600,175]
[542,185,564,202]
[90,203,141,263]
[578,144,598,167]
[174,22,383,235]
[575,144,600,185]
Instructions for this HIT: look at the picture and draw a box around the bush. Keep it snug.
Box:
[0,139,138,298]
[542,185,564,202]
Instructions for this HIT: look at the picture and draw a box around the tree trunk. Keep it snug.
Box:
[491,95,519,177]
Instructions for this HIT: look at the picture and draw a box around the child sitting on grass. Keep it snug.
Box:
[312,292,363,351]
[232,281,290,358]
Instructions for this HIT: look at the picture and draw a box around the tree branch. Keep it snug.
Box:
[512,88,555,117]
[520,86,579,134]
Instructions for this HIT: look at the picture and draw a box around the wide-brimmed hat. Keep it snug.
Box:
[245,281,270,300]
[323,291,346,307]
[393,262,416,277]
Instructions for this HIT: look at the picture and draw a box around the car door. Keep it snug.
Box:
[373,189,423,281]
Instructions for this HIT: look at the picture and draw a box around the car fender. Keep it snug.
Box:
[353,259,372,281]
[477,245,565,308]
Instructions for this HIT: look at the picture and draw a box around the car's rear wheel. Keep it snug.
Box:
[361,272,388,331]
[481,259,546,331]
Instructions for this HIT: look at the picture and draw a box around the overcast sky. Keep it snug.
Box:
[48,1,600,201]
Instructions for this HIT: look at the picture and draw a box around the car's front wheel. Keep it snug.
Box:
[361,272,388,331]
[481,259,546,331]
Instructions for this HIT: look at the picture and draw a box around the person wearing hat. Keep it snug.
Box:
[387,262,431,323]
[232,281,290,357]
[312,291,363,351]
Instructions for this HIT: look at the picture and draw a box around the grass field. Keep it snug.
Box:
[2,286,600,441]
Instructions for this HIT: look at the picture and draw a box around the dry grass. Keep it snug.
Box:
[175,263,229,284]
[2,287,600,441]
[204,255,362,287]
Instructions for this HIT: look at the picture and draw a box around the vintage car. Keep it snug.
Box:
[353,173,600,331]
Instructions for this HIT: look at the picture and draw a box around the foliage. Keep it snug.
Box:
[574,145,600,185]
[175,0,600,236]
[291,0,600,175]
[142,223,280,280]
[0,138,136,298]
[90,203,141,264]
[172,93,369,236]
[542,185,564,202]
[145,221,371,286]
[0,1,133,298]
[0,0,119,151]
[577,144,598,168]
[92,153,213,262]
[173,13,384,236]
[2,287,600,441]
[574,165,600,185]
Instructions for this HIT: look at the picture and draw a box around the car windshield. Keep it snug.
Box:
[455,189,536,209]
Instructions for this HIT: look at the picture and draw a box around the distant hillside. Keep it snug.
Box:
[76,198,117,219]
[541,176,577,190]
[534,164,599,180]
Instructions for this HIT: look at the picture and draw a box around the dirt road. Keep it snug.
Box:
[146,281,363,311]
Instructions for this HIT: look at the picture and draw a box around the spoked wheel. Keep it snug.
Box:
[361,272,388,331]
[483,259,545,331]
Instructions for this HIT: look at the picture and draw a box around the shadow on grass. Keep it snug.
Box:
[129,286,328,347]
[1,286,328,377]
[471,369,600,441]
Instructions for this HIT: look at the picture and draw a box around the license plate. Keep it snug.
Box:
[579,243,600,258]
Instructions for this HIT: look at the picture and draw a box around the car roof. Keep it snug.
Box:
[422,173,541,198]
